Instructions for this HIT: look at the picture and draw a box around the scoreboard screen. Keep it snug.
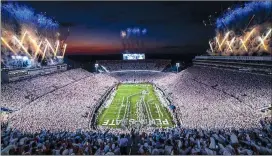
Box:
[123,53,145,60]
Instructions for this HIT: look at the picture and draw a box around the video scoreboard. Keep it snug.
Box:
[123,53,145,60]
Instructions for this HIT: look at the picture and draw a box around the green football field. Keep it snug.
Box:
[97,83,174,128]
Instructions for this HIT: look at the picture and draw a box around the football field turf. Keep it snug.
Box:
[97,83,174,128]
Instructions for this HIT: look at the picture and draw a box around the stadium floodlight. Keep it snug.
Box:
[95,63,99,73]
[176,63,180,68]
[176,63,180,73]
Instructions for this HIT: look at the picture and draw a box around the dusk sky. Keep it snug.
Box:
[19,1,235,55]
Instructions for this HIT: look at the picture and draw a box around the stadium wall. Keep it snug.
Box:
[1,64,67,83]
[193,56,272,75]
[195,56,272,61]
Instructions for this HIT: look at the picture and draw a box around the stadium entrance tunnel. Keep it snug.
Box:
[91,83,178,130]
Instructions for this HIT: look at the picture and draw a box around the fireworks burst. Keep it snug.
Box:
[1,2,68,69]
[207,1,271,56]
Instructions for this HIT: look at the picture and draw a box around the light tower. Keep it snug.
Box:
[176,63,180,73]
[95,63,99,73]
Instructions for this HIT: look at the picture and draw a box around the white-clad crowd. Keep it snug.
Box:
[1,65,271,155]
[154,66,271,129]
[1,118,272,155]
[6,72,117,133]
[2,66,271,131]
[1,68,93,110]
[110,71,169,83]
[98,60,171,72]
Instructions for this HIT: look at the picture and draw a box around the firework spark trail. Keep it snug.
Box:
[20,31,28,46]
[216,1,271,30]
[209,41,214,53]
[13,36,32,58]
[34,41,43,58]
[210,27,271,55]
[258,37,267,51]
[257,29,271,50]
[62,44,67,57]
[28,36,44,57]
[240,39,248,51]
[54,40,59,56]
[215,32,230,51]
[243,28,255,44]
[1,37,16,54]
[46,39,56,55]
[209,1,271,55]
[227,37,235,52]
[1,3,65,64]
[215,37,222,51]
[219,32,230,50]
[42,44,48,60]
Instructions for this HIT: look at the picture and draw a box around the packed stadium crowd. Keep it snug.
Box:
[110,71,169,83]
[2,66,271,131]
[1,117,272,155]
[1,69,118,133]
[1,69,93,110]
[154,66,271,129]
[1,65,272,155]
[98,60,171,72]
[2,0,271,154]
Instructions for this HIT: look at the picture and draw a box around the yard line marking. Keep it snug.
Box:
[123,97,128,120]
[98,83,174,129]
[155,103,164,117]
[155,103,161,118]
[116,96,125,120]
[141,96,150,122]
[143,95,153,123]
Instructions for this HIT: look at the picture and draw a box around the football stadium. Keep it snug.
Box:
[97,83,174,129]
[1,1,272,155]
